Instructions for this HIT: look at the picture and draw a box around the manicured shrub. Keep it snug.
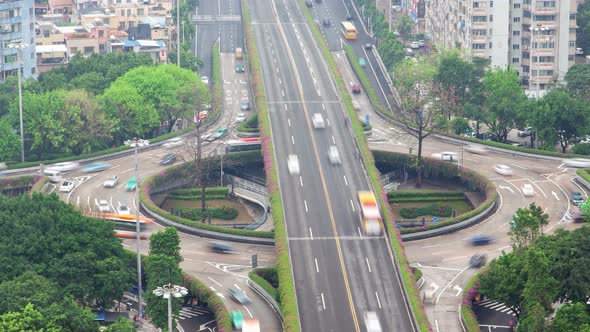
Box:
[400,203,453,218]
[177,206,238,221]
[572,143,590,155]
[184,274,232,332]
[248,268,280,304]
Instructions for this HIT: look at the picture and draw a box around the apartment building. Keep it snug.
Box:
[425,0,579,93]
[0,0,37,80]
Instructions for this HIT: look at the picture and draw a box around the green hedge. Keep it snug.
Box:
[237,114,260,133]
[248,268,280,305]
[411,267,422,281]
[392,196,466,203]
[400,203,453,218]
[168,194,227,200]
[169,187,228,200]
[242,1,300,331]
[388,190,465,198]
[184,274,232,332]
[298,2,431,331]
[176,206,238,220]
[577,168,590,184]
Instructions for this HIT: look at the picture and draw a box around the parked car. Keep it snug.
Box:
[572,192,584,206]
[48,173,63,183]
[312,113,325,128]
[418,40,425,47]
[201,76,209,85]
[576,47,584,55]
[236,112,247,123]
[103,176,119,188]
[235,63,244,73]
[517,127,533,137]
[350,82,361,94]
[571,207,585,223]
[117,205,131,215]
[522,184,534,197]
[364,312,382,332]
[59,181,75,193]
[494,164,513,176]
[209,241,233,254]
[328,145,341,165]
[564,158,590,168]
[240,99,250,110]
[228,286,251,305]
[469,254,487,268]
[392,5,401,12]
[470,235,495,246]
[163,137,184,148]
[410,41,420,49]
[214,127,228,138]
[82,162,112,173]
[159,153,177,165]
[126,177,137,191]
[287,154,300,175]
[98,199,110,212]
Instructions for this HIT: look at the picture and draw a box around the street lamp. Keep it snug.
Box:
[176,0,181,67]
[124,137,149,319]
[153,284,188,332]
[8,39,28,163]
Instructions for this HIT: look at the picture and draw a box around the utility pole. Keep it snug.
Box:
[177,0,181,67]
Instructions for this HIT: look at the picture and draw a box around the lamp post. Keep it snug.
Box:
[177,0,181,67]
[153,284,188,332]
[8,39,27,163]
[124,138,148,319]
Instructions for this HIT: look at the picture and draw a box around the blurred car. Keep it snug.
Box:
[441,151,458,162]
[82,162,112,173]
[576,47,584,55]
[464,144,487,155]
[103,176,119,188]
[209,241,233,254]
[522,184,534,197]
[235,63,244,73]
[201,76,209,85]
[228,286,251,305]
[214,127,228,138]
[359,57,366,67]
[328,145,341,164]
[322,17,331,26]
[517,127,533,137]
[231,310,244,329]
[287,154,300,175]
[312,113,325,128]
[351,82,361,94]
[159,153,177,165]
[470,235,495,246]
[392,5,401,12]
[117,205,131,215]
[59,181,75,193]
[364,43,372,50]
[48,173,63,183]
[240,99,250,110]
[126,177,137,191]
[98,199,110,212]
[469,254,487,268]
[418,40,425,47]
[124,139,150,147]
[364,312,382,332]
[410,41,420,49]
[163,137,184,148]
[571,207,585,223]
[46,162,80,173]
[564,158,590,168]
[572,192,584,206]
[494,164,513,176]
[236,112,247,123]
[305,0,312,7]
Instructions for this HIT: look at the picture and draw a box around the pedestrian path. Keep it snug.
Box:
[476,299,517,316]
[178,306,212,320]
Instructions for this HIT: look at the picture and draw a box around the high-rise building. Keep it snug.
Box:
[0,0,37,81]
[425,0,579,94]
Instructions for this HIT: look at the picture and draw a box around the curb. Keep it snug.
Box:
[246,278,284,325]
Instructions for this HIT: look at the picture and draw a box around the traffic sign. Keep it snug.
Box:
[433,216,439,224]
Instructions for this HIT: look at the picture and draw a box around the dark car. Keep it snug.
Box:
[209,241,233,254]
[470,235,495,246]
[322,17,331,26]
[228,286,251,305]
[469,254,487,268]
[571,192,584,206]
[351,83,361,94]
[364,43,373,50]
[160,153,177,165]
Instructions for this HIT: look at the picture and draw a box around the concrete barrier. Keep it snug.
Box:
[246,278,283,324]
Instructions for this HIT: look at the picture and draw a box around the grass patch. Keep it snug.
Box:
[248,267,280,305]
[577,168,590,184]
[393,201,472,219]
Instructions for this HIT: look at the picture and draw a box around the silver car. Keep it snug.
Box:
[328,146,341,164]
[103,176,119,188]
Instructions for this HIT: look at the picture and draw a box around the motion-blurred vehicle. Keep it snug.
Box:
[350,82,361,94]
[322,17,331,26]
[46,162,79,173]
[82,162,112,173]
[392,5,401,12]
[418,40,425,47]
[103,176,119,188]
[470,235,495,246]
[159,154,177,165]
[126,177,137,191]
[209,241,233,254]
[328,145,341,164]
[469,254,487,268]
[359,57,366,67]
[364,43,372,50]
[494,164,513,176]
[312,113,325,128]
[163,137,184,148]
[59,181,75,193]
[117,205,131,215]
[228,286,251,305]
[236,112,247,123]
[201,76,209,85]
[214,127,228,138]
[48,173,63,183]
[517,127,533,137]
[359,191,383,236]
[564,158,590,168]
[124,139,149,147]
[235,63,244,73]
[522,184,534,197]
[241,318,260,332]
[464,144,487,155]
[572,192,584,206]
[287,154,300,175]
[364,311,382,332]
[231,311,244,329]
[571,206,585,223]
[240,99,251,110]
[98,199,110,212]
[305,0,312,7]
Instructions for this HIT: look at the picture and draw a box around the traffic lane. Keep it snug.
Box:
[196,24,218,77]
[309,0,342,51]
[472,301,517,332]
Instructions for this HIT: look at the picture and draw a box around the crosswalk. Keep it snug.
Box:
[476,300,517,316]
[178,306,211,320]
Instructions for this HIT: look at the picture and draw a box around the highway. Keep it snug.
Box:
[250,0,416,330]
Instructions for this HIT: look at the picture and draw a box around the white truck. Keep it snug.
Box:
[242,318,260,332]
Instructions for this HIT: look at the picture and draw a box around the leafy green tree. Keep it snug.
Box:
[509,203,549,249]
[105,317,137,332]
[462,103,484,136]
[145,255,184,330]
[149,227,183,264]
[518,302,548,332]
[451,117,470,135]
[522,248,558,311]
[564,64,590,101]
[0,77,18,117]
[479,251,526,317]
[572,143,590,155]
[396,15,413,42]
[434,51,475,117]
[0,117,20,161]
[577,2,590,56]
[0,304,60,332]
[0,272,60,314]
[42,297,98,332]
[482,68,527,142]
[550,302,590,332]
[377,31,406,71]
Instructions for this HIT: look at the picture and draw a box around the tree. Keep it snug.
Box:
[396,15,413,42]
[543,89,588,152]
[145,255,183,330]
[518,302,549,332]
[451,117,470,135]
[149,227,183,264]
[0,117,20,161]
[564,64,590,101]
[550,302,590,332]
[482,69,527,142]
[105,317,137,332]
[0,304,60,332]
[576,2,590,64]
[377,31,406,71]
[434,51,475,118]
[479,251,526,317]
[509,203,549,249]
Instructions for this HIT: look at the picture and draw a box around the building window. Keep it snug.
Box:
[119,22,125,29]
[569,41,575,47]
[512,57,520,63]
[127,9,131,16]
[537,56,554,62]
[120,9,125,16]
[513,30,520,36]
[99,30,104,37]
[489,15,493,22]
[473,1,481,8]
[473,43,486,49]
[535,15,556,21]
[31,67,36,75]
[514,3,521,9]
[137,8,144,15]
[513,44,520,50]
[472,29,487,36]
[84,47,94,54]
[30,52,34,60]
[537,70,554,76]
[490,1,493,8]
[570,14,576,20]
[129,21,135,27]
[537,1,556,8]
[472,16,487,22]
[3,55,16,64]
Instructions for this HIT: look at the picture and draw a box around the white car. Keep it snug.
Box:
[48,174,63,183]
[163,137,184,148]
[522,184,534,197]
[564,158,590,168]
[117,205,131,215]
[287,154,300,175]
[201,76,209,85]
[59,181,75,193]
[364,312,383,332]
[441,151,458,162]
[410,41,420,49]
[312,113,325,129]
[576,47,584,55]
[124,139,150,147]
[98,200,110,212]
[103,176,119,188]
[494,164,513,176]
[418,40,425,47]
[45,161,79,174]
[236,112,247,123]
[464,144,487,155]
[328,145,341,164]
[392,5,401,12]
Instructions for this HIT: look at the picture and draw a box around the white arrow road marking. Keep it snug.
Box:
[199,319,216,331]
[552,191,560,201]
[453,285,462,296]
[499,185,514,193]
[430,282,439,293]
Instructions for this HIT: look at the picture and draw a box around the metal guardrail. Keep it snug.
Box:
[227,174,270,230]
[246,278,284,324]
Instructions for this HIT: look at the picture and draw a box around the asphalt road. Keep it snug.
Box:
[250,0,416,330]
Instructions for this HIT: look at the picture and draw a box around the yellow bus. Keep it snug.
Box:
[341,21,358,40]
